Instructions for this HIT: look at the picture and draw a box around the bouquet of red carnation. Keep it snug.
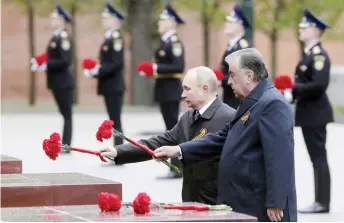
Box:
[132,192,151,214]
[42,132,107,162]
[98,192,122,212]
[96,120,180,173]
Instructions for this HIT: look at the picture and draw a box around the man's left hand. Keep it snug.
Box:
[267,208,283,222]
[154,146,181,159]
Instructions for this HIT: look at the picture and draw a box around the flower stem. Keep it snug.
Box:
[160,159,180,174]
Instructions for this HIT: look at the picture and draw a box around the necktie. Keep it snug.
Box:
[193,110,201,122]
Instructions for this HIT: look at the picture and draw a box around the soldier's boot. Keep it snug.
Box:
[61,119,72,153]
[298,166,331,213]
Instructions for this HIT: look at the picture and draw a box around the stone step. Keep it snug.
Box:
[0,155,22,174]
[0,203,257,222]
[0,173,122,208]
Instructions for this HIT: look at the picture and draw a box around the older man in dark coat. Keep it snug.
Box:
[154,48,297,222]
[100,66,236,205]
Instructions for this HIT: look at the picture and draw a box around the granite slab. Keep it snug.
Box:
[0,155,22,174]
[1,173,122,207]
[1,203,257,222]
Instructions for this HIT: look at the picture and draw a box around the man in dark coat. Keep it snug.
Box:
[31,5,74,147]
[155,48,297,222]
[100,66,236,205]
[137,3,186,178]
[282,8,333,213]
[213,3,252,109]
[83,2,126,146]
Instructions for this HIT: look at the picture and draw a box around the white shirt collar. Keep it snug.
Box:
[304,42,319,54]
[162,30,176,42]
[105,29,115,39]
[198,97,217,115]
[228,35,242,50]
[54,28,63,36]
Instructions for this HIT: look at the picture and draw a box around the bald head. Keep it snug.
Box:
[181,66,219,110]
[186,66,219,94]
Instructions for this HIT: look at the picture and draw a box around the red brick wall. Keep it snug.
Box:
[1,2,343,105]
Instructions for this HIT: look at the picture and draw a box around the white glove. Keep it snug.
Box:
[30,58,38,71]
[37,63,47,72]
[284,88,293,103]
[139,71,147,77]
[84,65,100,78]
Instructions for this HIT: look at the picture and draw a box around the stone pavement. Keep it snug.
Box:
[1,111,344,221]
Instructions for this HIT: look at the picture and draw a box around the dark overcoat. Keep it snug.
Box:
[180,78,297,222]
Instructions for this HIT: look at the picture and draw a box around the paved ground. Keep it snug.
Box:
[1,111,344,221]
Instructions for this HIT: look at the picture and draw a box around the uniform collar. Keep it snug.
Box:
[54,28,63,36]
[228,35,243,50]
[304,41,320,54]
[162,30,176,42]
[105,29,116,38]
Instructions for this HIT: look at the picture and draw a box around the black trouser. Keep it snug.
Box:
[104,92,124,146]
[52,87,73,146]
[302,125,331,207]
[159,101,181,171]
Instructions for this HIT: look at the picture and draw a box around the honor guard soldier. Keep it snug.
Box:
[31,5,74,147]
[213,4,252,109]
[282,8,333,213]
[137,3,185,179]
[82,3,126,146]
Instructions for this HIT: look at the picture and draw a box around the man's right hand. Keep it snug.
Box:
[100,147,118,159]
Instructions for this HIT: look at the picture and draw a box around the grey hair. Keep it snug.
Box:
[188,66,219,94]
[224,48,269,81]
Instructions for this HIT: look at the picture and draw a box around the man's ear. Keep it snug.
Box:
[247,70,254,83]
[203,84,209,92]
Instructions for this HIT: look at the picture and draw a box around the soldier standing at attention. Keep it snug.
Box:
[83,3,126,146]
[31,5,74,147]
[213,3,252,109]
[137,3,185,179]
[282,8,333,214]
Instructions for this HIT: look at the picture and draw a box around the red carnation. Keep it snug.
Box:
[132,192,151,214]
[274,74,294,91]
[42,132,62,160]
[213,69,224,81]
[98,192,122,212]
[35,53,48,66]
[82,58,98,69]
[96,120,114,142]
[137,62,154,77]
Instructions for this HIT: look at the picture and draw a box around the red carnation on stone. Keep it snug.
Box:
[96,120,114,142]
[98,192,122,212]
[132,192,151,214]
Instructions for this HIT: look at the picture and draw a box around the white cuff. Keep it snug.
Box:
[178,147,183,160]
[90,65,100,75]
[284,88,293,103]
[153,63,158,71]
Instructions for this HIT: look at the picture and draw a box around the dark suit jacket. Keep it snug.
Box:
[153,33,184,102]
[96,29,125,96]
[115,97,236,204]
[46,30,74,90]
[179,78,297,222]
[292,42,333,126]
